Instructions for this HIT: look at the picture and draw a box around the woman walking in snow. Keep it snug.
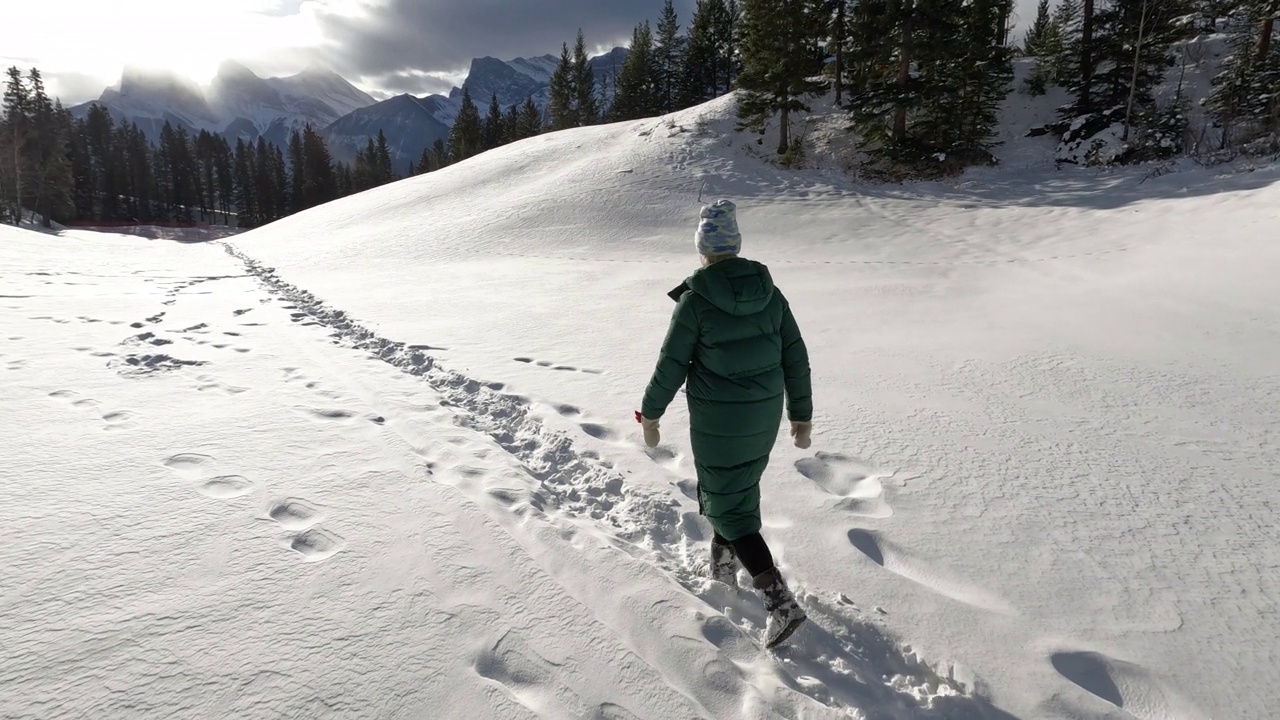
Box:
[639,199,813,648]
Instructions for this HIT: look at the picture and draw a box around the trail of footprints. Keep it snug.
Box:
[48,389,135,431]
[162,452,345,563]
[222,243,985,714]
[513,356,604,375]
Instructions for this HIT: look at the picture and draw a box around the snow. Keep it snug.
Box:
[3,91,1279,720]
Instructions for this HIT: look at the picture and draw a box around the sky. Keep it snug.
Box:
[2,0,1042,105]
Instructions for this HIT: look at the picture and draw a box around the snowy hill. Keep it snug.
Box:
[4,94,1279,719]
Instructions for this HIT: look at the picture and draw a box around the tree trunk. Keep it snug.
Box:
[1123,0,1150,142]
[9,121,20,226]
[778,107,790,155]
[834,0,845,105]
[1081,0,1095,112]
[1260,17,1274,62]
[894,4,912,144]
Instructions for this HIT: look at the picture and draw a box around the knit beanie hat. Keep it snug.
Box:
[695,199,742,256]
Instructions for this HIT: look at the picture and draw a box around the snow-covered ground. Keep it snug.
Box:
[4,93,1278,719]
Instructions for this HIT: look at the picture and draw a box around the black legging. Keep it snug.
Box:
[714,531,775,577]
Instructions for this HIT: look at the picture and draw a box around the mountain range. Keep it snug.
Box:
[72,48,629,173]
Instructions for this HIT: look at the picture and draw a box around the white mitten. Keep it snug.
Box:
[641,416,661,448]
[790,421,812,450]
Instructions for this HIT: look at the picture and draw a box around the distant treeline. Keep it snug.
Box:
[2,0,1275,228]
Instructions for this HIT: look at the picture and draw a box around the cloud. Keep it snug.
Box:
[307,0,685,94]
[5,0,1045,105]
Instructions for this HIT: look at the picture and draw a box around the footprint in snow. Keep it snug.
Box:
[195,375,250,395]
[1050,650,1208,719]
[163,452,217,480]
[473,631,571,713]
[645,445,681,469]
[101,410,136,431]
[269,498,322,530]
[198,476,256,499]
[162,453,257,499]
[294,406,359,423]
[795,452,893,519]
[847,528,1015,614]
[580,423,617,441]
[513,357,604,375]
[289,527,344,562]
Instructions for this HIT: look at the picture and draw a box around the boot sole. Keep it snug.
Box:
[765,616,806,649]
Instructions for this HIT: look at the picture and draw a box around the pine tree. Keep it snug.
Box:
[334,162,354,196]
[301,125,336,209]
[1024,0,1054,54]
[848,0,1011,170]
[1070,0,1191,119]
[82,104,120,219]
[214,136,233,220]
[431,138,449,169]
[683,0,720,106]
[929,0,1013,164]
[483,92,505,150]
[520,96,543,137]
[109,120,146,221]
[1048,0,1083,82]
[715,0,743,93]
[271,145,289,221]
[449,87,483,161]
[736,0,829,155]
[654,0,685,113]
[254,137,275,223]
[611,22,661,121]
[1207,0,1280,148]
[22,69,74,226]
[504,103,522,144]
[233,139,256,227]
[549,43,577,130]
[375,129,394,183]
[1,66,30,224]
[68,116,93,220]
[831,0,847,104]
[156,122,196,222]
[287,130,305,213]
[1081,0,1096,111]
[355,138,377,191]
[573,30,600,125]
[415,146,435,175]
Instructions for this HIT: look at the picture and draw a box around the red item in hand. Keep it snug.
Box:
[635,410,643,423]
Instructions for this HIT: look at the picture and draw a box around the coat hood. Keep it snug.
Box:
[687,257,775,317]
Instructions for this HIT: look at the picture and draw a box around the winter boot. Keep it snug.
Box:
[752,567,806,649]
[710,538,739,586]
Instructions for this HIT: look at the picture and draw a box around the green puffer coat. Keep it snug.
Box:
[641,257,812,541]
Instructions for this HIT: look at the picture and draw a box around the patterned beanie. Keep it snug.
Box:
[695,199,742,256]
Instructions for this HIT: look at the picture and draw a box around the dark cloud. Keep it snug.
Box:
[373,70,460,97]
[311,0,694,94]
